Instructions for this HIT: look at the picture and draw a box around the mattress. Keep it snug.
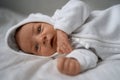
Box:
[0,8,120,80]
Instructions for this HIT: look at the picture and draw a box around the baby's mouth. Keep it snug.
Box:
[50,37,54,48]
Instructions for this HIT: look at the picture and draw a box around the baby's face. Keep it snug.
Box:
[15,22,57,56]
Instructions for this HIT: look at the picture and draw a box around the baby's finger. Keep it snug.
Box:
[62,43,72,53]
[68,59,76,74]
[74,60,81,74]
[57,47,64,54]
[57,43,67,53]
[57,57,66,72]
[62,58,71,74]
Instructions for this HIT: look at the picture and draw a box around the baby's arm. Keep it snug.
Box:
[52,0,90,34]
[53,0,90,53]
[57,49,98,76]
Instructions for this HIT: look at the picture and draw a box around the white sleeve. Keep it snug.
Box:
[66,49,98,72]
[52,0,91,34]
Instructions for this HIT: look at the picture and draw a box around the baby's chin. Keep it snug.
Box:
[49,52,59,57]
[41,49,57,57]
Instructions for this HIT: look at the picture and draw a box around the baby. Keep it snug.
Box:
[6,0,120,76]
[15,22,79,75]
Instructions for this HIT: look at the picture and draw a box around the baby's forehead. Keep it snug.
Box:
[16,22,42,41]
[18,22,39,33]
[16,22,34,32]
[15,22,34,52]
[22,22,35,27]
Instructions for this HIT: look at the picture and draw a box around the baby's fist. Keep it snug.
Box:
[57,57,81,76]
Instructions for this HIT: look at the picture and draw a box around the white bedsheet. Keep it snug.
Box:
[0,8,120,80]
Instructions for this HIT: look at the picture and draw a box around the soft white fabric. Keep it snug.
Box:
[5,0,98,72]
[52,0,120,71]
[52,0,120,60]
[52,0,98,71]
[4,0,120,77]
[0,7,120,80]
[52,0,91,34]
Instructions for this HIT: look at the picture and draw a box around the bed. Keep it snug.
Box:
[0,8,120,80]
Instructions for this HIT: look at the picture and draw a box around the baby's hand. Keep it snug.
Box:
[57,57,81,76]
[56,29,72,54]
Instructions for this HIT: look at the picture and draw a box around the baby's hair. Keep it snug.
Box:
[14,25,24,50]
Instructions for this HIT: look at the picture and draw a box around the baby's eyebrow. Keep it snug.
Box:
[30,24,36,53]
[32,24,34,36]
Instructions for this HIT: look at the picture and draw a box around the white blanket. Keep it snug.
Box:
[0,8,120,80]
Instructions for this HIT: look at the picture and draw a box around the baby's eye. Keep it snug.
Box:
[37,26,42,33]
[35,44,39,51]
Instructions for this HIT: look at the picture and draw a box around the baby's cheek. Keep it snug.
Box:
[41,48,56,56]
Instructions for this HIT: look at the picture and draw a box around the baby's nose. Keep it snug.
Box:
[36,34,47,45]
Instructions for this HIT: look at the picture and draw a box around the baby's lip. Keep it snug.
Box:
[51,35,56,48]
[49,35,54,48]
[51,37,54,48]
